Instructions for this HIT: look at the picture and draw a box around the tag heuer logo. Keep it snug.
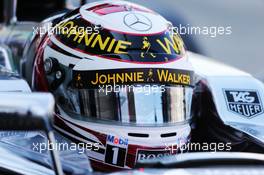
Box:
[224,89,263,118]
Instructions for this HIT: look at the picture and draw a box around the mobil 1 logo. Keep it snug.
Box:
[224,89,263,118]
[104,135,128,167]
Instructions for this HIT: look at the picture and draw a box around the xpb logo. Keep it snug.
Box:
[224,90,263,118]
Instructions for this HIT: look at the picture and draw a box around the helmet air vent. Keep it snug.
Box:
[160,132,177,138]
[128,133,149,138]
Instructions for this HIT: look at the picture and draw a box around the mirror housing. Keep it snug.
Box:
[0,92,63,175]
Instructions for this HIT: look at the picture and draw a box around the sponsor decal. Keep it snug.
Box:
[107,135,128,146]
[105,135,128,167]
[141,37,156,58]
[224,89,263,118]
[123,12,152,31]
[56,20,131,54]
[73,68,193,88]
[136,149,172,162]
[54,19,185,63]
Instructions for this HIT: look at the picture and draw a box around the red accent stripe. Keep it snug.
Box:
[55,114,107,144]
[87,3,152,16]
[33,34,49,91]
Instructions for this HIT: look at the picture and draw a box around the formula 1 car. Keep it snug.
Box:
[0,0,264,174]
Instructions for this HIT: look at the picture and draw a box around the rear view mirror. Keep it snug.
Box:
[0,45,15,71]
[0,92,63,175]
[0,92,54,130]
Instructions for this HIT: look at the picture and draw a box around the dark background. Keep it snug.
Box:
[0,1,3,22]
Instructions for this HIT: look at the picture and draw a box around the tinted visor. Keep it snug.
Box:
[60,85,193,125]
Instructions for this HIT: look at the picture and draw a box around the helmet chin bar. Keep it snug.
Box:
[54,107,191,170]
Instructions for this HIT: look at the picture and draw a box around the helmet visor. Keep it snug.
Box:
[59,85,193,126]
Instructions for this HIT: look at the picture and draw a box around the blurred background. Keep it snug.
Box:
[132,0,264,81]
[127,0,264,81]
[1,0,264,80]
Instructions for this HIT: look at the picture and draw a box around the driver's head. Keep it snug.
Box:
[32,0,194,171]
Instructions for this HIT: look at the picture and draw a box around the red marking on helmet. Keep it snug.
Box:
[139,168,145,172]
[54,114,107,144]
[33,34,49,92]
[87,3,152,15]
[114,138,119,144]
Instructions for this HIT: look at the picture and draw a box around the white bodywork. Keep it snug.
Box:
[0,79,31,92]
[189,51,264,143]
[0,46,31,92]
[0,47,13,71]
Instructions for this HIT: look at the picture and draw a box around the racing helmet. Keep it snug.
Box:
[32,0,195,171]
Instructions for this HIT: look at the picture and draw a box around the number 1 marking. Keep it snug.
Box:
[112,147,119,164]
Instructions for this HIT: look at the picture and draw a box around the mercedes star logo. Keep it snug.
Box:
[123,12,152,31]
